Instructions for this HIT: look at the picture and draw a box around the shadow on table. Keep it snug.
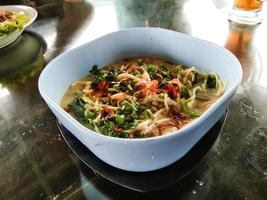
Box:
[33,0,94,60]
[77,158,245,200]
[115,0,191,34]
[77,160,196,200]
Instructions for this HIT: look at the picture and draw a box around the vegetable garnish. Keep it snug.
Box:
[0,11,30,37]
[61,57,224,138]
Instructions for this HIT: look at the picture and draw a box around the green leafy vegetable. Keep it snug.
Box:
[147,64,158,78]
[159,79,168,88]
[105,69,117,81]
[181,86,191,99]
[89,65,106,89]
[192,71,203,84]
[98,120,115,136]
[89,65,99,75]
[114,114,125,125]
[0,12,30,36]
[0,23,17,36]
[160,64,168,71]
[207,75,216,88]
[69,96,86,121]
[137,59,145,66]
[119,100,139,118]
[180,99,201,118]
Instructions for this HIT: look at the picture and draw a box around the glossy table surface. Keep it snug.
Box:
[0,0,267,199]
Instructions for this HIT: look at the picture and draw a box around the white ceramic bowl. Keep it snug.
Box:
[0,5,38,48]
[39,28,242,172]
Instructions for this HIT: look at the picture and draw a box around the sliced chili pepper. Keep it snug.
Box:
[98,80,107,91]
[148,80,158,92]
[100,106,114,119]
[114,126,122,135]
[95,91,102,99]
[167,83,177,97]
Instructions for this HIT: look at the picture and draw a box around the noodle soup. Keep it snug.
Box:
[61,57,224,138]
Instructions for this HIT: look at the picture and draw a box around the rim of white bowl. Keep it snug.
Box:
[38,27,243,143]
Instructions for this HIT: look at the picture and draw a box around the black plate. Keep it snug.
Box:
[0,31,47,85]
[57,111,227,192]
[0,31,47,71]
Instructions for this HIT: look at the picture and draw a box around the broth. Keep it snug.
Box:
[61,57,223,138]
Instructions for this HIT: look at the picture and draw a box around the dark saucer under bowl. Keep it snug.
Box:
[57,111,227,192]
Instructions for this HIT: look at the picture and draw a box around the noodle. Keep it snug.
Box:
[61,57,224,138]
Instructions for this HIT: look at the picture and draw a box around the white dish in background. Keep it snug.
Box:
[38,27,242,172]
[0,5,37,48]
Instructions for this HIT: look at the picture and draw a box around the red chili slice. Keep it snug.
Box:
[98,80,107,91]
[100,106,114,119]
[114,126,122,134]
[167,83,177,97]
[148,80,158,92]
